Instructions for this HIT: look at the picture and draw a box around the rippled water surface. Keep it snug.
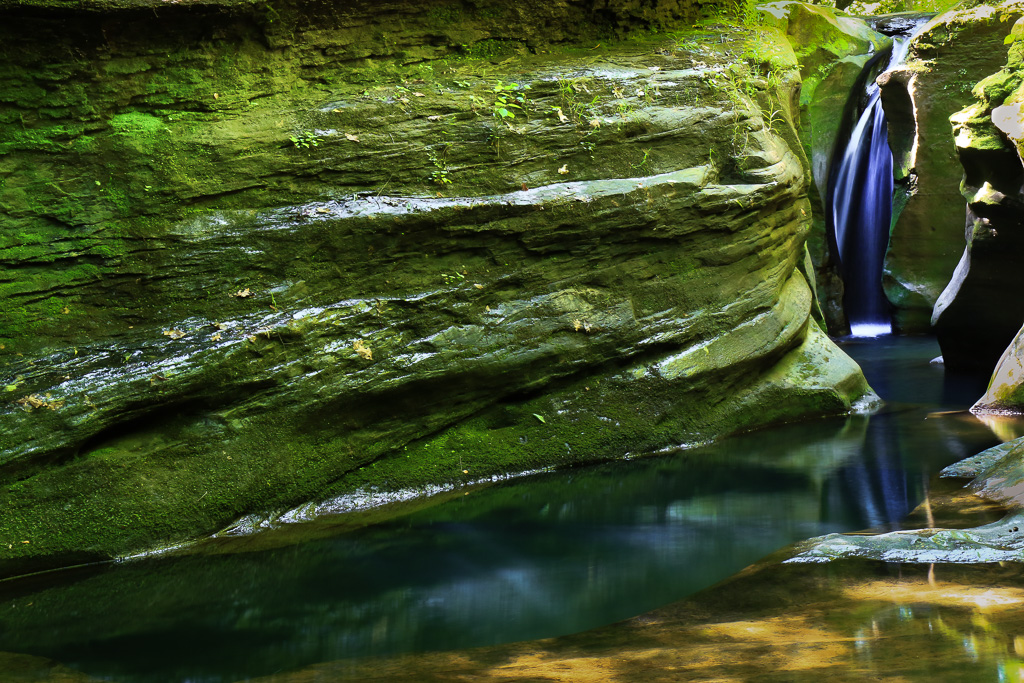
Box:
[0,336,1006,682]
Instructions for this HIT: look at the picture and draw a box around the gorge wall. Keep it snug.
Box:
[0,0,878,572]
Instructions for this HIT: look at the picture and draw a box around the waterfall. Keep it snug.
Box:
[829,30,921,338]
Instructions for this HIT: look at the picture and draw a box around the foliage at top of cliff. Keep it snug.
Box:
[0,0,256,9]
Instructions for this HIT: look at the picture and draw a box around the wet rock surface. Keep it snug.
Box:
[787,432,1024,564]
[0,2,876,570]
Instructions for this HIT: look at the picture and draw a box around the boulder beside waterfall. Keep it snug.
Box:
[879,4,1020,335]
[932,9,1024,371]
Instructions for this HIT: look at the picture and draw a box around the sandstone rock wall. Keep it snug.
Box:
[881,2,1022,334]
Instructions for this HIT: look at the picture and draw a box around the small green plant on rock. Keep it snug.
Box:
[491,80,530,123]
[428,147,452,185]
[441,270,465,285]
[289,131,321,149]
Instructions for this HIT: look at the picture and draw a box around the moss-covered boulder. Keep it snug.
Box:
[880,1,1024,335]
[0,0,876,573]
[931,9,1024,371]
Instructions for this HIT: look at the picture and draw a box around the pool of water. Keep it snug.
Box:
[0,336,1007,682]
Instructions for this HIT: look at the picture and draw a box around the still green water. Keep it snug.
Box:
[0,336,1005,682]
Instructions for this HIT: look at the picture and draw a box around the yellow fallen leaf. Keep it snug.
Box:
[231,288,253,298]
[211,332,222,341]
[413,92,426,97]
[473,283,484,290]
[558,164,569,175]
[589,118,601,128]
[163,329,186,339]
[555,107,569,124]
[353,339,373,361]
[427,115,442,121]
[345,133,360,142]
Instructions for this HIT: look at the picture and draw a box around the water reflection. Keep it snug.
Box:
[0,338,1006,682]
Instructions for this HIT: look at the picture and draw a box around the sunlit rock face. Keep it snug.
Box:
[878,3,1020,336]
[931,9,1024,372]
[0,0,876,570]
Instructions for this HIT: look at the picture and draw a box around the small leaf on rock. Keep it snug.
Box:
[558,164,569,175]
[413,92,426,97]
[555,107,569,123]
[163,329,186,339]
[345,133,360,142]
[427,115,442,121]
[353,339,373,361]
[532,413,546,423]
[589,118,601,128]
[231,288,253,298]
[473,283,484,289]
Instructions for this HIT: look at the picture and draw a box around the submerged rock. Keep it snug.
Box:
[0,2,876,570]
[789,435,1024,564]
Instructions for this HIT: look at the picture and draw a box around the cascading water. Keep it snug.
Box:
[829,28,923,338]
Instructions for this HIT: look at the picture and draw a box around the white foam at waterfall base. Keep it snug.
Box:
[850,322,892,337]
